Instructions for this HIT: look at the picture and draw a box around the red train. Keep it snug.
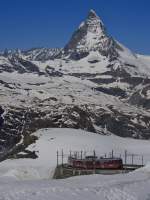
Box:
[68,156,123,170]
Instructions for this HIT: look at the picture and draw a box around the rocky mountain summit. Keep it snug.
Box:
[64,9,120,60]
[0,10,150,154]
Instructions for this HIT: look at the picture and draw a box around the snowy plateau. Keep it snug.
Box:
[0,9,150,200]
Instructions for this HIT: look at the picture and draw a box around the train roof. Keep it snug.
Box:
[69,156,122,161]
[98,157,122,161]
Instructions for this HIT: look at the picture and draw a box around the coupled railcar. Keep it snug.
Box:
[68,156,123,170]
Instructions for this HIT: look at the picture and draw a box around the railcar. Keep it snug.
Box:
[68,156,123,170]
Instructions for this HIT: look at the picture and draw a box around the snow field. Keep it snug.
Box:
[0,128,150,181]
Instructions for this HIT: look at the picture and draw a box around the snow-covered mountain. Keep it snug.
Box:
[0,9,150,154]
[64,9,119,60]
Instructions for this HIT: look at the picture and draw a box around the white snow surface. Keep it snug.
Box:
[0,128,150,181]
[0,171,150,200]
[0,128,150,199]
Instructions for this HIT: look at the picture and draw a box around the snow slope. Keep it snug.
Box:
[0,128,150,180]
[0,129,149,200]
[0,171,150,200]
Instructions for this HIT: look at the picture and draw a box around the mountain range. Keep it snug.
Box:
[0,9,150,155]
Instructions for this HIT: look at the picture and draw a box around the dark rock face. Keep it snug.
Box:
[45,66,63,77]
[0,105,96,150]
[129,85,150,109]
[0,56,40,74]
[95,87,127,98]
[0,107,23,148]
[93,108,150,139]
[1,102,150,153]
[0,106,4,128]
[68,51,89,60]
[23,105,96,135]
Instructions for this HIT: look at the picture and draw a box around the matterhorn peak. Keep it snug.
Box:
[64,10,118,60]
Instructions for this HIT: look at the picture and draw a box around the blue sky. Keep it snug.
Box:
[0,0,150,54]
